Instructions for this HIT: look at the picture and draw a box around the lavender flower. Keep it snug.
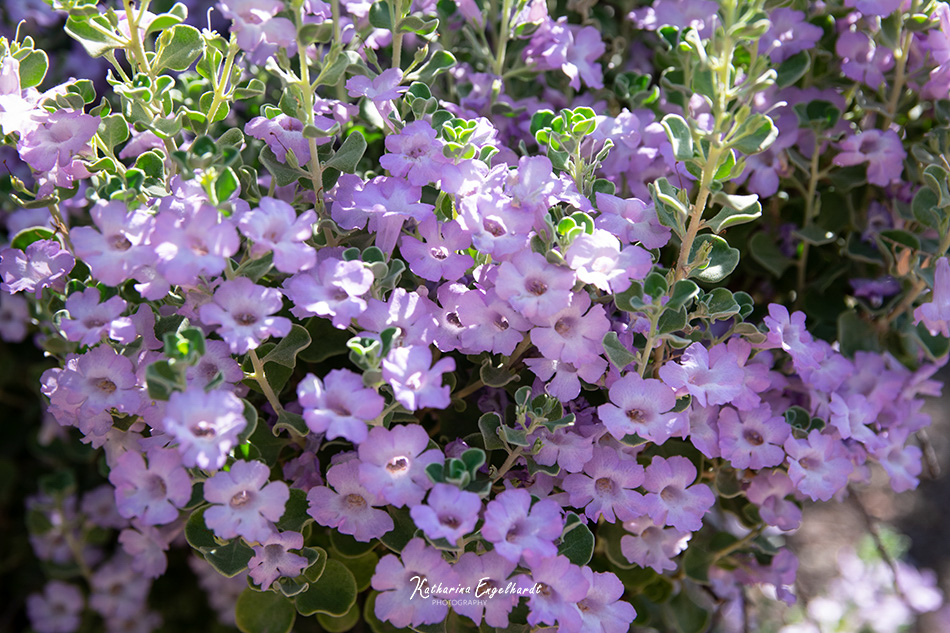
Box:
[452,551,519,627]
[518,555,590,630]
[562,445,645,523]
[481,488,563,564]
[915,257,950,337]
[203,459,289,543]
[162,387,247,470]
[381,346,455,411]
[297,369,385,444]
[284,257,374,328]
[108,448,192,525]
[59,288,136,347]
[0,239,74,298]
[717,405,789,470]
[26,581,84,633]
[658,342,745,407]
[358,424,442,507]
[495,250,576,321]
[199,277,291,354]
[833,129,906,187]
[620,515,691,572]
[18,109,98,172]
[641,456,715,532]
[598,372,678,444]
[308,459,394,541]
[379,120,449,186]
[238,197,318,273]
[247,531,309,589]
[784,429,854,501]
[574,568,638,633]
[410,483,482,543]
[71,201,153,286]
[372,538,462,628]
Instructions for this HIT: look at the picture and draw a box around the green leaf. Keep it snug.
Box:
[706,193,761,233]
[205,538,255,577]
[666,590,711,633]
[667,279,700,311]
[748,233,791,277]
[144,2,188,35]
[259,147,303,187]
[416,50,457,82]
[98,114,129,150]
[329,531,376,558]
[479,358,518,388]
[912,186,942,229]
[18,49,48,89]
[730,114,778,155]
[661,114,693,161]
[837,311,880,356]
[324,131,367,173]
[337,550,379,592]
[602,331,637,369]
[478,412,505,451]
[262,324,311,368]
[236,589,296,633]
[275,488,311,533]
[702,287,740,320]
[380,507,416,552]
[295,559,358,617]
[316,603,361,633]
[794,225,836,246]
[368,1,392,29]
[214,167,239,204]
[657,306,688,334]
[688,234,740,283]
[776,51,809,88]
[184,507,216,550]
[153,25,203,72]
[643,272,669,299]
[558,515,594,565]
[273,410,308,437]
[65,15,121,57]
[11,226,55,250]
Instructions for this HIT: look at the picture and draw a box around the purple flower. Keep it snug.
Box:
[372,538,462,628]
[410,483,482,543]
[308,459,394,541]
[784,429,854,501]
[620,515,691,572]
[745,470,802,530]
[400,216,473,282]
[630,0,719,38]
[659,342,745,407]
[358,424,442,507]
[109,448,192,525]
[284,257,374,328]
[762,304,824,370]
[529,425,595,474]
[379,121,449,187]
[151,207,240,286]
[598,372,677,444]
[248,531,309,589]
[346,68,406,102]
[119,523,170,579]
[495,250,576,321]
[18,109,98,172]
[0,239,74,298]
[526,356,608,401]
[531,292,610,366]
[574,568,638,633]
[718,405,789,470]
[481,488,563,564]
[162,387,247,470]
[59,288,136,347]
[456,288,531,355]
[833,129,905,187]
[185,339,246,391]
[381,346,455,411]
[297,369,385,444]
[518,555,590,630]
[565,229,652,293]
[199,277,291,354]
[915,257,950,337]
[238,197,317,274]
[762,8,824,63]
[204,460,289,543]
[452,551,519,627]
[594,193,671,249]
[71,201,154,287]
[836,30,894,88]
[562,445,645,523]
[828,392,879,444]
[351,177,435,254]
[641,456,715,532]
[219,0,298,64]
[845,0,903,17]
[26,581,84,633]
[0,293,29,342]
[61,346,145,437]
[562,25,606,90]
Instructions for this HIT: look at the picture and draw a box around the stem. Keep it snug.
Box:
[453,335,532,400]
[637,310,661,377]
[492,446,524,481]
[453,378,485,401]
[391,0,404,71]
[674,145,721,282]
[883,3,917,129]
[880,226,950,328]
[295,9,326,216]
[492,0,513,77]
[796,135,822,304]
[711,526,763,563]
[123,0,156,83]
[205,35,240,127]
[248,348,284,415]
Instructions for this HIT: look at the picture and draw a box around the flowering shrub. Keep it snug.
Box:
[4,0,950,631]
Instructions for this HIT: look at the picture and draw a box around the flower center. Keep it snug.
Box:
[626,408,645,424]
[429,247,448,261]
[386,456,410,474]
[439,514,460,528]
[234,313,258,326]
[799,456,818,470]
[595,477,615,495]
[264,543,284,561]
[554,317,572,335]
[660,485,681,503]
[483,219,505,237]
[743,428,765,446]
[537,583,552,598]
[50,124,73,143]
[96,378,117,393]
[446,312,463,328]
[230,490,253,508]
[108,234,133,251]
[526,279,547,296]
[145,474,167,498]
[493,315,510,331]
[84,318,106,328]
[190,420,217,438]
[344,493,366,509]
